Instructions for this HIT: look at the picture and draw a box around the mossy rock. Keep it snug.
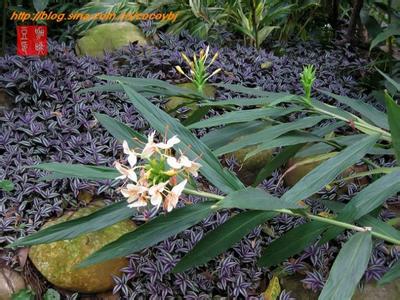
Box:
[164,83,215,117]
[29,201,136,293]
[280,275,318,300]
[353,279,400,300]
[284,154,369,190]
[75,22,148,58]
[225,136,274,185]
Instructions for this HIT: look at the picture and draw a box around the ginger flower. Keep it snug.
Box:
[141,131,158,158]
[175,46,221,92]
[115,161,137,182]
[122,140,137,167]
[116,131,201,212]
[156,135,180,150]
[164,179,187,212]
[167,153,201,177]
[121,183,148,208]
[148,181,168,209]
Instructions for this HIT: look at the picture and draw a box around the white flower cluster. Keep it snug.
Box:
[115,132,201,212]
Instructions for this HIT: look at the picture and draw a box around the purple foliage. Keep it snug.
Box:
[0,33,396,298]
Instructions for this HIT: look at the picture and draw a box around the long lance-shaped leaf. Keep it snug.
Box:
[199,97,280,107]
[385,92,400,164]
[201,121,268,151]
[173,210,276,273]
[217,187,301,210]
[78,202,215,268]
[257,221,327,267]
[320,170,400,244]
[188,106,299,129]
[99,75,205,99]
[281,134,379,204]
[94,113,146,148]
[370,27,400,51]
[214,82,281,96]
[319,90,389,130]
[32,163,119,180]
[376,69,400,92]
[245,133,323,160]
[118,82,244,193]
[252,122,345,186]
[8,201,134,247]
[214,116,327,156]
[318,232,372,300]
[379,261,400,285]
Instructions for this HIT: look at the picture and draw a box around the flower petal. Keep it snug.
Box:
[167,156,182,169]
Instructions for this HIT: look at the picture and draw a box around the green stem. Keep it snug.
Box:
[277,208,400,244]
[183,188,400,244]
[312,106,391,141]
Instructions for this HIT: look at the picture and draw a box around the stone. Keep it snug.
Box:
[225,136,273,185]
[353,280,400,300]
[0,268,26,300]
[75,22,148,57]
[29,201,136,293]
[164,82,215,117]
[284,153,369,191]
[280,275,318,300]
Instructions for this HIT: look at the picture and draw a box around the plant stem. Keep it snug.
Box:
[183,188,400,244]
[277,208,400,244]
[312,106,392,142]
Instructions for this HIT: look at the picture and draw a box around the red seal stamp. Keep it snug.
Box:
[17,25,47,56]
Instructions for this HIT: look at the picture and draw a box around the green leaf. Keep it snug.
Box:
[384,92,400,164]
[119,82,244,193]
[358,215,400,242]
[188,107,299,129]
[318,232,372,300]
[320,170,400,243]
[43,289,60,300]
[8,201,134,247]
[218,187,301,210]
[370,26,400,51]
[173,210,276,273]
[258,221,327,267]
[214,116,327,156]
[214,83,282,97]
[376,69,400,92]
[78,202,215,268]
[94,113,146,148]
[379,261,400,285]
[201,121,268,151]
[323,200,400,242]
[252,122,345,186]
[319,90,389,130]
[32,163,119,180]
[11,289,35,300]
[33,0,49,11]
[200,97,278,107]
[245,133,323,161]
[281,134,379,204]
[0,179,14,192]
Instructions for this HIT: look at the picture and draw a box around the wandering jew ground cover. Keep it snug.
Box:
[1,1,400,299]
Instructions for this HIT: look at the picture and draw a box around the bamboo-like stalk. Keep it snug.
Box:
[183,187,400,245]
